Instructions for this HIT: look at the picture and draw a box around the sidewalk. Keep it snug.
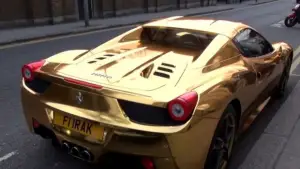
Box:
[231,77,300,169]
[0,0,278,46]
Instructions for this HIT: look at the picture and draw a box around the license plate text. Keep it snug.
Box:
[62,116,93,134]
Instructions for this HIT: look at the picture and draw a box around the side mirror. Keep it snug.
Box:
[272,42,282,50]
[272,42,281,48]
[272,42,282,55]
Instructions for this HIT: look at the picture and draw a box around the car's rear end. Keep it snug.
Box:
[20,55,199,169]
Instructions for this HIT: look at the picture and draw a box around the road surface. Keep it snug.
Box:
[0,0,300,168]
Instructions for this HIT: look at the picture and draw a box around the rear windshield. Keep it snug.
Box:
[120,26,216,51]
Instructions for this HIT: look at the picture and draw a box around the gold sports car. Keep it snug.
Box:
[20,16,293,169]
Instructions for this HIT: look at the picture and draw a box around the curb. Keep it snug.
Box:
[185,7,234,16]
[0,7,234,47]
[249,0,279,5]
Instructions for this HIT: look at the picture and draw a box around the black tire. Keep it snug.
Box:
[204,104,237,169]
[274,56,292,98]
[284,17,297,27]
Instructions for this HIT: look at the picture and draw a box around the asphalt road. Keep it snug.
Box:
[1,0,300,168]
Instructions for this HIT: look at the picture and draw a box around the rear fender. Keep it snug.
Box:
[45,50,88,63]
[165,80,239,169]
[193,81,237,120]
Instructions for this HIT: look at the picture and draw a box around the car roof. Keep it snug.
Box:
[143,16,249,37]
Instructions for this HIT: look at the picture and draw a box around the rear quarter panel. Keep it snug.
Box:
[166,58,257,169]
[165,41,294,169]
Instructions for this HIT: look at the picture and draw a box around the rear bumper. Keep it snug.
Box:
[20,79,219,169]
[20,81,177,169]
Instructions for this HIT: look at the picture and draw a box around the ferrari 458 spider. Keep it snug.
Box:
[20,16,293,169]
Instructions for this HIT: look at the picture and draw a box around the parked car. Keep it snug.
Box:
[20,16,293,169]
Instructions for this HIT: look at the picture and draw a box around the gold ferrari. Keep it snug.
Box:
[20,16,293,169]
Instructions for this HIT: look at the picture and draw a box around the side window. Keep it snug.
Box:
[204,42,241,72]
[219,42,241,60]
[233,28,274,58]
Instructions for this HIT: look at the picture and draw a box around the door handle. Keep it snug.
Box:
[257,72,263,81]
[257,72,262,79]
[257,72,263,85]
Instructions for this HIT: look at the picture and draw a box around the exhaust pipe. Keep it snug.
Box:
[70,146,80,156]
[61,141,92,161]
[81,150,92,161]
[61,142,70,152]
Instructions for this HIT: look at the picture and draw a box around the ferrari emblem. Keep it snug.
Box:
[75,92,83,104]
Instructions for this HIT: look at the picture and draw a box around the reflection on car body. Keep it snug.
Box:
[20,16,293,169]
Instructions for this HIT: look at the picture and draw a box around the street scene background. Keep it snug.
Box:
[1,0,300,169]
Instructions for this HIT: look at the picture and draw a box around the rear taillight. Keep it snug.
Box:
[141,157,155,169]
[22,60,45,82]
[167,91,198,121]
[32,118,40,129]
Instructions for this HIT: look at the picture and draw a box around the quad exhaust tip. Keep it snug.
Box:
[61,141,93,161]
[81,150,92,161]
[70,146,80,156]
[61,142,70,151]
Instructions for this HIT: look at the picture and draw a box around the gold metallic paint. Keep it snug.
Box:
[20,16,293,169]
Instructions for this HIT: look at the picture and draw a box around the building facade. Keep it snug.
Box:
[0,0,239,29]
[0,0,77,28]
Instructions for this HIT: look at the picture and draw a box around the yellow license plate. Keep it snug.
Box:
[53,112,104,140]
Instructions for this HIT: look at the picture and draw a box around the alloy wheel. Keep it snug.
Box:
[279,58,292,93]
[211,113,236,169]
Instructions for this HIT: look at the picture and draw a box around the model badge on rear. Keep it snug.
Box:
[91,72,112,79]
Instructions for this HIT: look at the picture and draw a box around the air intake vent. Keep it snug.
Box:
[104,54,114,57]
[153,71,170,78]
[88,61,97,64]
[157,66,173,73]
[96,57,106,60]
[162,63,175,68]
[87,53,115,64]
[153,62,176,79]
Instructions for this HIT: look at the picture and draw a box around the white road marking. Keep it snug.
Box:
[0,151,17,163]
[270,20,284,28]
[291,45,300,73]
[293,45,300,60]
